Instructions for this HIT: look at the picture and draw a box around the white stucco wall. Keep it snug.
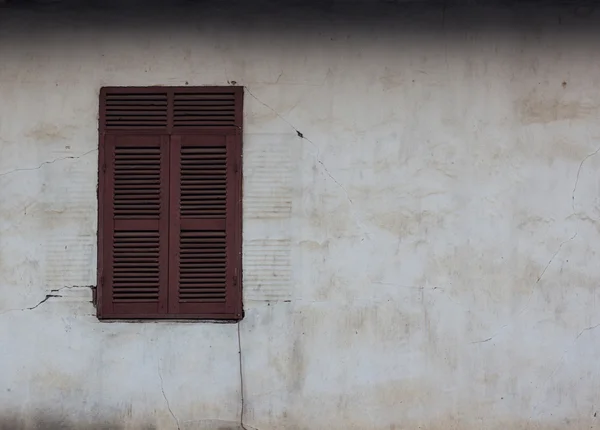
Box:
[2,2,600,429]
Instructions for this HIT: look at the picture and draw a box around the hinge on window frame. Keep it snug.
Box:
[233,268,238,286]
[102,163,106,173]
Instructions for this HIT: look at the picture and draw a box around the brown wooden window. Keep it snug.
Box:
[97,86,243,320]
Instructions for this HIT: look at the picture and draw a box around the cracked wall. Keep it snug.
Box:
[2,1,600,429]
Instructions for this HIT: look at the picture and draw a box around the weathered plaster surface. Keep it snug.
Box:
[2,1,600,429]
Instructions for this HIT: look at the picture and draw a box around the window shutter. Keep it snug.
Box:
[98,86,242,320]
[168,132,241,318]
[100,134,170,318]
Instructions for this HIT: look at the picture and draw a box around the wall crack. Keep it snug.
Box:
[471,232,577,344]
[576,322,600,339]
[237,322,248,430]
[525,145,600,416]
[471,337,492,344]
[24,294,62,311]
[572,145,600,212]
[529,321,600,421]
[244,87,370,239]
[0,286,94,316]
[158,363,180,430]
[0,294,61,315]
[246,87,352,203]
[0,148,97,179]
[536,232,577,283]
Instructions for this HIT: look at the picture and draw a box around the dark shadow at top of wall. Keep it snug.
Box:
[2,0,600,33]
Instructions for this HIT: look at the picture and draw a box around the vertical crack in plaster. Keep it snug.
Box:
[529,323,600,421]
[0,148,97,178]
[237,322,248,430]
[471,233,577,344]
[571,145,600,212]
[524,146,600,414]
[480,144,600,412]
[536,232,577,283]
[158,363,180,430]
[244,87,370,238]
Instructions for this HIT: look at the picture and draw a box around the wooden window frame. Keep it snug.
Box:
[96,86,243,321]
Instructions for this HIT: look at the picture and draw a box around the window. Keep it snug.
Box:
[96,86,243,320]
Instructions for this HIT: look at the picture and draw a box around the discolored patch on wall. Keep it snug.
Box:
[498,134,594,165]
[298,239,329,252]
[516,214,555,231]
[418,244,544,302]
[279,397,600,430]
[517,96,598,125]
[403,419,600,430]
[367,209,448,237]
[25,123,77,142]
[0,413,154,430]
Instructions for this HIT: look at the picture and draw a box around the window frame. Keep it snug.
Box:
[96,86,243,321]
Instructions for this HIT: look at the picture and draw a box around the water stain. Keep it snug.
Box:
[368,210,447,237]
[25,124,75,141]
[517,97,597,125]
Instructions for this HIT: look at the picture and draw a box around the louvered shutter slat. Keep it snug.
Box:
[173,91,236,129]
[105,93,168,129]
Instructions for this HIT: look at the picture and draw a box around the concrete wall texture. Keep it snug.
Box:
[2,1,600,429]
